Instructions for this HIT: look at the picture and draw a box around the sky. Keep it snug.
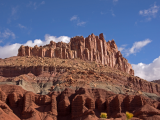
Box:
[0,0,160,81]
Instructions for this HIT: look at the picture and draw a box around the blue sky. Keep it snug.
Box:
[0,0,160,81]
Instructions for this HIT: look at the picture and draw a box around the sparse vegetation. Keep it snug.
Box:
[100,112,107,119]
[126,111,133,120]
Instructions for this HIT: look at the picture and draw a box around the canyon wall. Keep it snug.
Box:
[18,33,134,75]
[0,85,160,120]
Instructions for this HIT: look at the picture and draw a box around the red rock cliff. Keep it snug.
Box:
[18,33,134,75]
[0,86,160,120]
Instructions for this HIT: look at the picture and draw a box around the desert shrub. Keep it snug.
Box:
[100,112,107,119]
[126,111,133,120]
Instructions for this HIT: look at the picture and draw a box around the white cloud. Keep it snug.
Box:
[0,34,70,59]
[139,3,159,21]
[129,39,151,55]
[132,56,160,81]
[119,39,152,56]
[118,44,127,52]
[44,34,70,43]
[18,24,26,29]
[24,39,44,47]
[0,29,16,40]
[70,15,78,21]
[70,15,86,26]
[0,43,21,59]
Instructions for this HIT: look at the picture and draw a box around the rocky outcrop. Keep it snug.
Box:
[0,66,58,77]
[0,65,67,77]
[127,76,160,96]
[17,33,134,75]
[58,96,70,116]
[0,100,21,120]
[0,85,160,120]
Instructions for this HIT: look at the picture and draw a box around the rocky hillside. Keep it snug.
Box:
[0,56,160,97]
[0,34,160,120]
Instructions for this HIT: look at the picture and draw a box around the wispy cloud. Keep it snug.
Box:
[77,21,86,26]
[27,1,45,9]
[118,44,127,52]
[18,24,26,29]
[0,34,70,59]
[128,39,151,55]
[132,56,160,81]
[139,3,159,21]
[0,29,16,41]
[100,12,105,15]
[70,15,86,26]
[119,39,152,56]
[7,6,19,23]
[41,1,45,5]
[70,15,78,21]
[11,6,18,16]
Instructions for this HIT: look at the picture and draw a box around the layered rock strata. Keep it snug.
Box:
[0,66,57,77]
[18,33,134,75]
[0,64,160,98]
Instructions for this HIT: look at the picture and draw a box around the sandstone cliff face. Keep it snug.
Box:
[0,85,160,120]
[18,33,134,75]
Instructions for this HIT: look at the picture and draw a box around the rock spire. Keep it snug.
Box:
[18,33,134,75]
